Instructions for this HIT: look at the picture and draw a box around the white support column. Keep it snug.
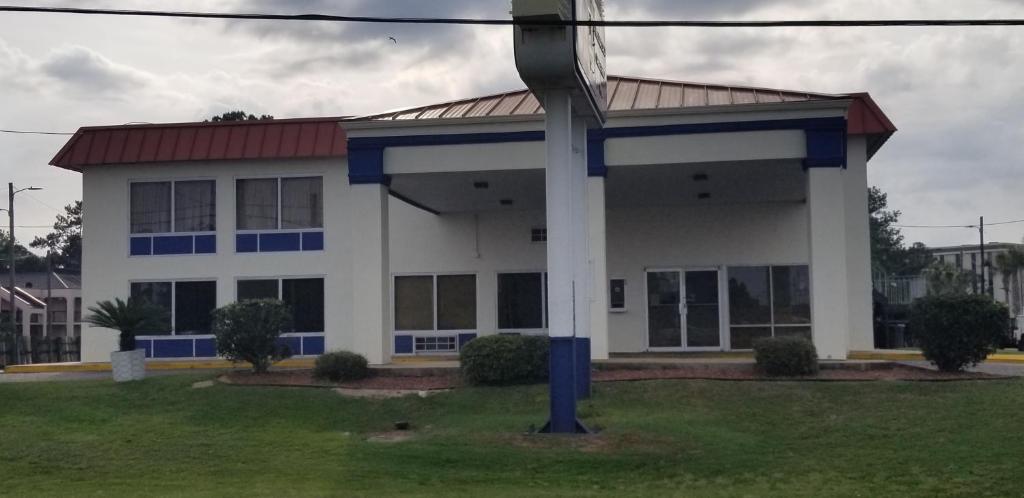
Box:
[571,117,590,341]
[348,183,390,365]
[844,136,874,351]
[546,90,575,341]
[587,175,609,360]
[807,167,850,360]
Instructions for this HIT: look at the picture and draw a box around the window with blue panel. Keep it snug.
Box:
[235,176,324,253]
[130,180,216,255]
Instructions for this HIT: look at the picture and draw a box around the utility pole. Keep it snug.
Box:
[46,251,52,338]
[979,216,986,295]
[7,183,15,360]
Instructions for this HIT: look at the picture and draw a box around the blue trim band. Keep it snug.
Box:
[131,234,216,256]
[194,235,216,254]
[348,143,388,185]
[152,338,194,358]
[546,337,578,433]
[236,234,258,253]
[587,136,607,177]
[303,336,325,355]
[352,117,849,183]
[302,231,324,251]
[194,338,217,358]
[260,232,301,252]
[394,335,414,355]
[575,337,591,399]
[457,333,477,350]
[129,237,152,256]
[236,231,323,253]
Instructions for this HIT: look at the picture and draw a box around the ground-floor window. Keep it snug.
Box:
[727,265,811,349]
[130,280,217,335]
[237,277,325,332]
[394,274,477,332]
[497,272,547,330]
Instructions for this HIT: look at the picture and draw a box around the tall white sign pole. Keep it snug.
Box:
[543,89,580,432]
[513,0,605,433]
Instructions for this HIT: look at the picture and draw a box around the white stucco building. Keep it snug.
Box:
[51,76,896,364]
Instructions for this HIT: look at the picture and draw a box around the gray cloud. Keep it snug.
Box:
[39,45,150,93]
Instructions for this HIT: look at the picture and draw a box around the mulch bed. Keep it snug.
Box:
[221,370,459,390]
[591,364,999,382]
[220,363,1001,391]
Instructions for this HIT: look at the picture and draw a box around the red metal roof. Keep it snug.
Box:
[50,117,347,171]
[362,75,892,126]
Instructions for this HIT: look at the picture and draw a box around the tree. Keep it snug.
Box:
[206,111,274,122]
[212,299,293,374]
[30,200,82,268]
[925,262,974,297]
[870,186,933,276]
[994,247,1024,315]
[0,230,47,273]
[83,297,169,352]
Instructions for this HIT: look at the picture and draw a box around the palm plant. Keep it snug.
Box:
[994,248,1024,315]
[84,298,168,352]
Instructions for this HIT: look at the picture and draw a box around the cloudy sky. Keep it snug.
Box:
[1,0,1023,249]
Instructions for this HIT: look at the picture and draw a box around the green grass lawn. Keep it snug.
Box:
[2,375,1023,497]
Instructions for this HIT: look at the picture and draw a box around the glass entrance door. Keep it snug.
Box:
[647,269,722,350]
[646,271,682,348]
[684,270,721,349]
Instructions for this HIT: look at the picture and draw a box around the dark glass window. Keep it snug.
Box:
[437,274,476,330]
[498,273,544,329]
[174,180,216,232]
[282,278,324,333]
[281,177,323,229]
[727,267,771,325]
[236,179,278,230]
[130,182,171,233]
[175,281,217,334]
[394,276,433,331]
[771,266,811,325]
[237,279,278,301]
[130,281,172,334]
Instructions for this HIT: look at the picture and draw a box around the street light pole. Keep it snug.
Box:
[4,183,43,364]
[8,183,15,345]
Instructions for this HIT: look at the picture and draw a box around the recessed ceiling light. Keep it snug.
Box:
[693,173,709,182]
[499,198,514,206]
[697,192,711,200]
[473,181,489,189]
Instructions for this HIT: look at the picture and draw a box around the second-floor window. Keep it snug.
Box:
[130,180,216,234]
[236,177,323,231]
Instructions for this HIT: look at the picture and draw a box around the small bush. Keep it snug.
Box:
[909,294,1009,372]
[460,334,549,386]
[212,299,293,374]
[313,351,370,382]
[753,336,819,377]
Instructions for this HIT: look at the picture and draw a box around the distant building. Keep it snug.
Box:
[931,243,1024,316]
[0,272,82,339]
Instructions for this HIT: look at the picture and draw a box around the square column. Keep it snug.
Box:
[844,136,874,351]
[587,175,609,360]
[807,167,850,360]
[347,183,390,365]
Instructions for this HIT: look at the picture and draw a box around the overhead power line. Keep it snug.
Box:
[1,6,1024,28]
[0,128,74,136]
[897,219,1024,229]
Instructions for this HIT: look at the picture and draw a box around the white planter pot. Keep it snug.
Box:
[111,349,146,382]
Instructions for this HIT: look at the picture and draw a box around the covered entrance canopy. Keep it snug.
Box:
[342,75,895,362]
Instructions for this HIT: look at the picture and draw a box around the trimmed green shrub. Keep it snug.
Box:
[212,299,293,374]
[909,294,1009,372]
[753,336,819,377]
[313,351,370,382]
[460,334,548,386]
